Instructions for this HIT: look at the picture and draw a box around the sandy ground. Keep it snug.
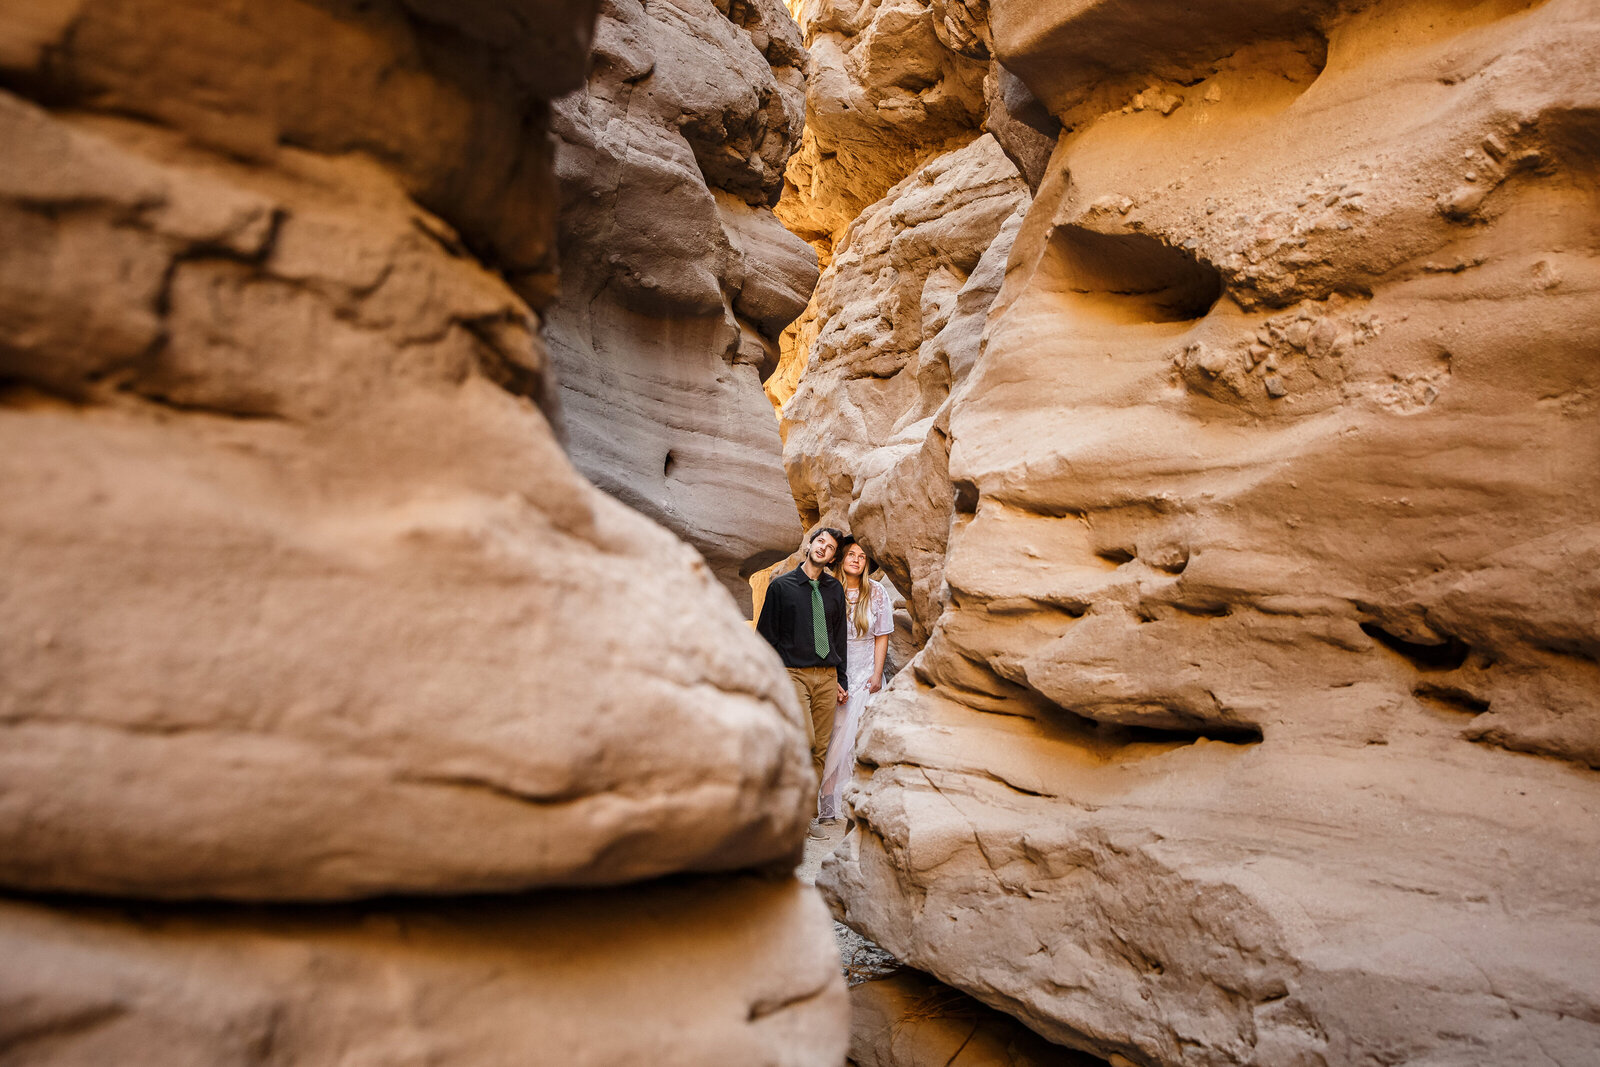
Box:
[800,821,901,986]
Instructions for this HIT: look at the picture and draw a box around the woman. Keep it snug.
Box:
[818,537,894,823]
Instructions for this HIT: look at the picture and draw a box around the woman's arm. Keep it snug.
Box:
[868,633,888,692]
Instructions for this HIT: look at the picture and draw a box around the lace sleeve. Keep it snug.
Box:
[870,580,895,637]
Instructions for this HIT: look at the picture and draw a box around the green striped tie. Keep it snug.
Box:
[808,578,829,659]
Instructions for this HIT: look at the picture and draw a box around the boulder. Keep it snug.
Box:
[0,3,849,1063]
[0,876,849,1066]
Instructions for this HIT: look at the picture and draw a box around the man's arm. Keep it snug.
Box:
[755,579,781,649]
[830,587,849,690]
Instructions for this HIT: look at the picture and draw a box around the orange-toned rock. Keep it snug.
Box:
[776,0,988,264]
[0,1,848,1061]
[850,968,1105,1066]
[0,0,823,896]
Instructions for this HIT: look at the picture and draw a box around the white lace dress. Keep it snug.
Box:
[818,578,895,820]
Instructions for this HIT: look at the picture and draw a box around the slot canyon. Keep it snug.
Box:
[1,0,1597,1064]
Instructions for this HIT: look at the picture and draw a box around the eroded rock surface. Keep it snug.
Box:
[545,0,815,613]
[0,2,846,1060]
[781,134,1026,646]
[797,0,1600,1063]
[776,0,988,264]
[0,88,809,901]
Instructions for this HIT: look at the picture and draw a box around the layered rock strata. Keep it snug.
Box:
[794,0,1600,1063]
[0,1,847,1059]
[545,0,816,614]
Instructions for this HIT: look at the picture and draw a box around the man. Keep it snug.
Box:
[756,527,849,834]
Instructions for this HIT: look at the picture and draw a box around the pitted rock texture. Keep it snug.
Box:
[0,877,849,1067]
[781,134,1027,645]
[546,0,814,613]
[805,0,1600,1063]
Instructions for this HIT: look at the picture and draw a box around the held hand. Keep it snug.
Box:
[837,684,848,705]
[867,675,882,694]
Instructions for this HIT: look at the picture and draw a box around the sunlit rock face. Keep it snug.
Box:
[814,0,1600,1063]
[0,2,846,1059]
[775,0,988,262]
[765,0,992,415]
[782,134,1027,645]
[546,0,817,614]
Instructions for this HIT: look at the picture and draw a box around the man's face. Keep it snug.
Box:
[809,533,837,566]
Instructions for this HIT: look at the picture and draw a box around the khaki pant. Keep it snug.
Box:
[787,666,837,781]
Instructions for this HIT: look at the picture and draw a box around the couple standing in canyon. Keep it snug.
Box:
[756,527,895,838]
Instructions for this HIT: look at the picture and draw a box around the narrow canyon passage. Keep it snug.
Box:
[0,0,1597,1065]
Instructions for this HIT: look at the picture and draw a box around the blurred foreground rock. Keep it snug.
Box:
[0,1,846,1060]
[0,878,843,1067]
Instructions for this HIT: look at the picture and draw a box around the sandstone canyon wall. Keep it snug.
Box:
[0,1,847,1061]
[545,0,817,614]
[778,0,1600,1063]
[766,0,993,409]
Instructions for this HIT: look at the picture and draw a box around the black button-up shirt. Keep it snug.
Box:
[756,564,849,689]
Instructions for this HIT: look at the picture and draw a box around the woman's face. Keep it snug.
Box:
[842,544,867,575]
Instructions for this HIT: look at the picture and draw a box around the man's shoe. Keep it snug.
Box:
[806,819,828,840]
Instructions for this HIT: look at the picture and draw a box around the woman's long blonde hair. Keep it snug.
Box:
[835,542,874,637]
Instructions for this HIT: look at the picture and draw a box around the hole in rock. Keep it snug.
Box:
[1414,683,1490,714]
[663,449,678,478]
[1360,622,1471,671]
[1040,226,1224,324]
[1100,719,1265,746]
[1095,547,1136,566]
[952,479,979,516]
[1171,600,1232,618]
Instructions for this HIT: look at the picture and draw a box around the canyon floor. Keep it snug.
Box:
[801,822,901,988]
